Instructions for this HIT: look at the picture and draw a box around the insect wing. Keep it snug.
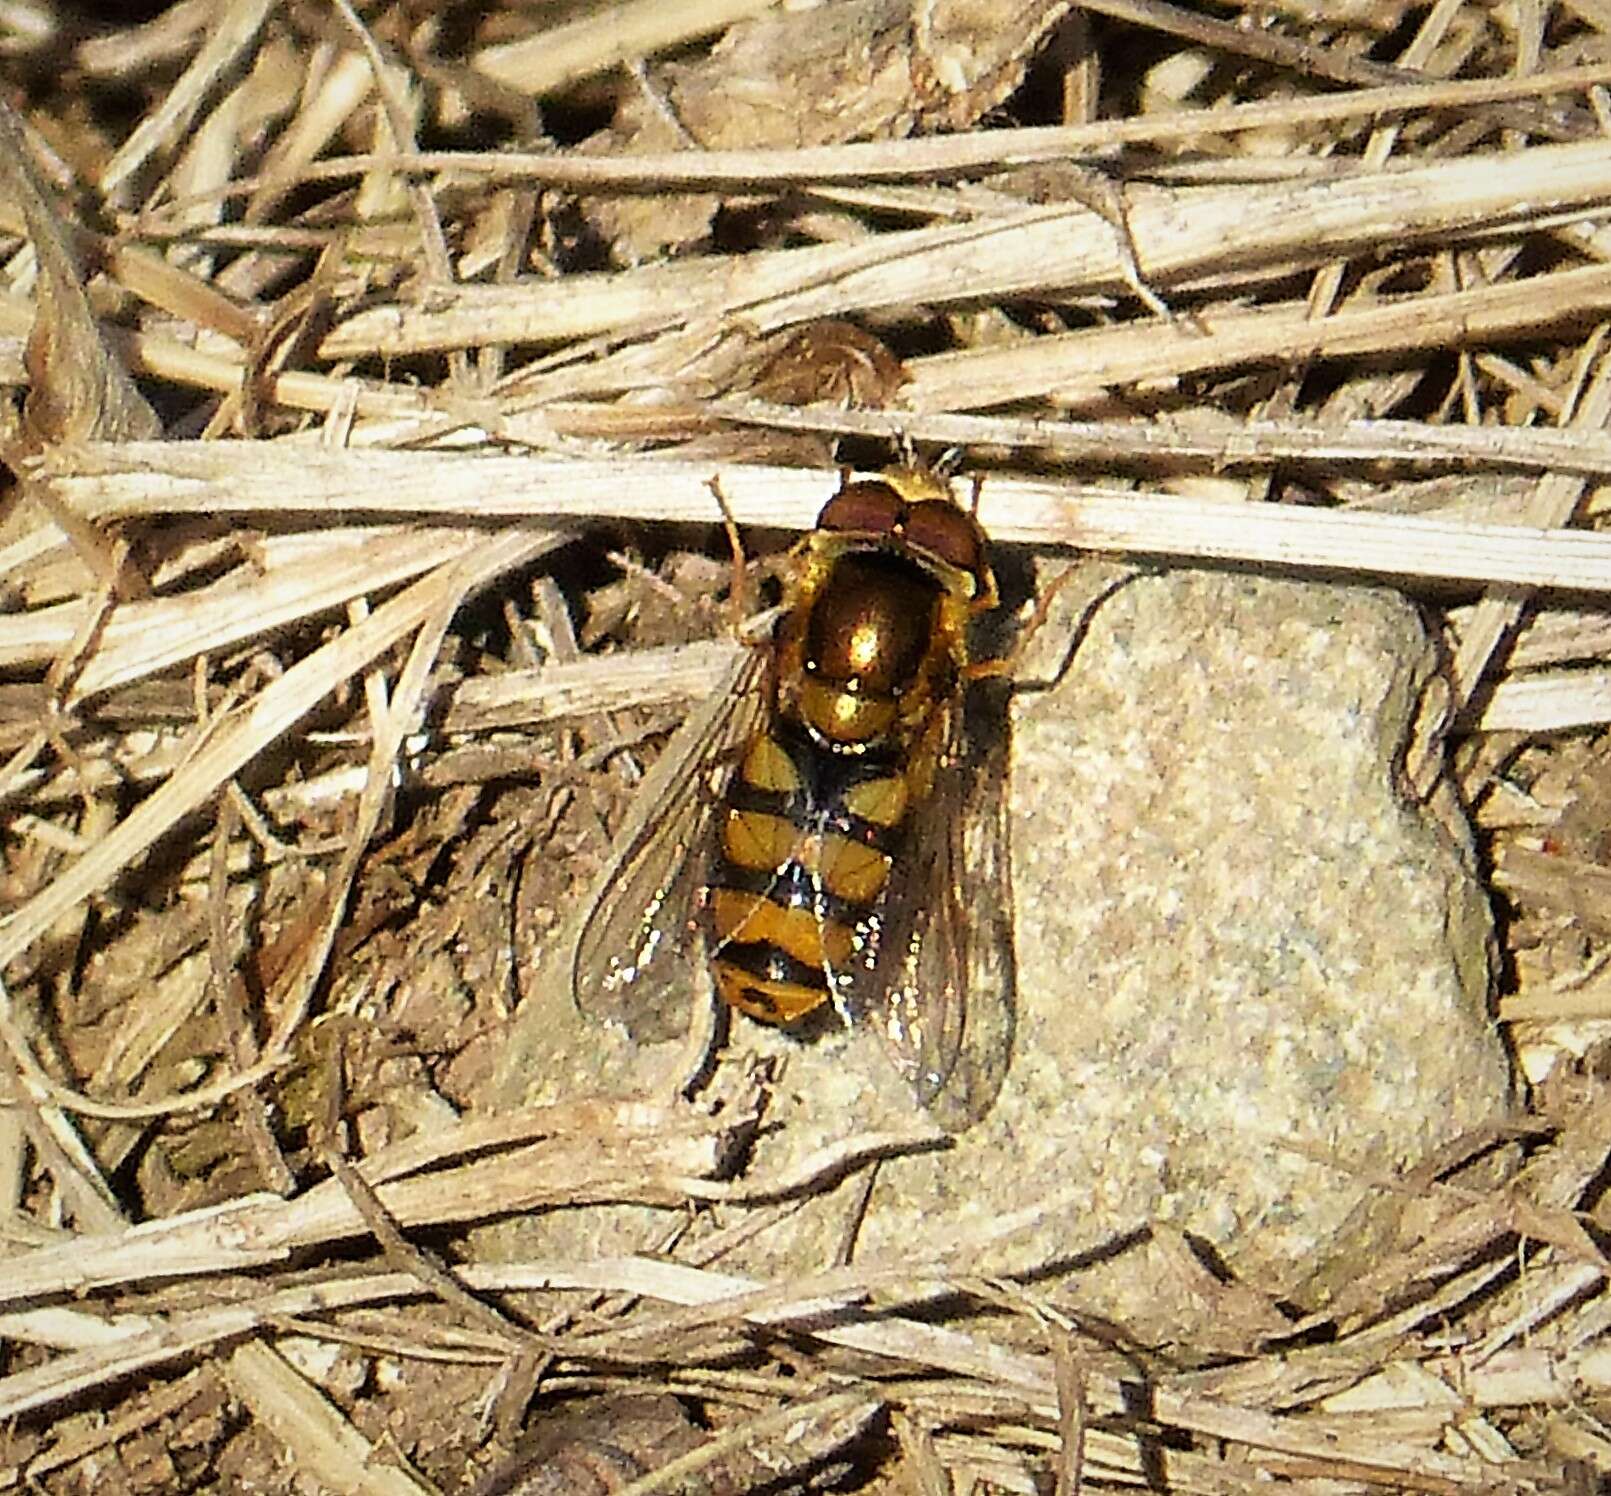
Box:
[863,677,1016,1132]
[569,645,768,1040]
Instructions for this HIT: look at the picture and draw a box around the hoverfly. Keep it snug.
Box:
[569,467,1015,1132]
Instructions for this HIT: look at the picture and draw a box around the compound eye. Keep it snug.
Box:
[816,480,904,537]
[901,502,987,579]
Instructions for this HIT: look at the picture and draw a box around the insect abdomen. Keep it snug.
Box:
[706,727,910,1025]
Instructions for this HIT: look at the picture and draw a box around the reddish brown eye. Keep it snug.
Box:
[816,480,904,537]
[901,502,987,577]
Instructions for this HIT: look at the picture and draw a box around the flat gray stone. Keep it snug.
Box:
[492,567,1511,1333]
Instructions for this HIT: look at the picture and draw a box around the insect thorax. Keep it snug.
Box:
[779,548,962,753]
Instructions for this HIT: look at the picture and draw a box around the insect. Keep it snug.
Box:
[569,467,1016,1131]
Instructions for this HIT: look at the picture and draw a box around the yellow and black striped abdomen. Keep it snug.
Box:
[707,724,912,1025]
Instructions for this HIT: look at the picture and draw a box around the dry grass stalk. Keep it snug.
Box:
[25,443,1611,594]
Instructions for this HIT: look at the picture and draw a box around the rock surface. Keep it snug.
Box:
[493,566,1511,1335]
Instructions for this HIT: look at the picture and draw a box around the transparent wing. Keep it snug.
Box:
[857,676,1016,1132]
[569,645,768,1040]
